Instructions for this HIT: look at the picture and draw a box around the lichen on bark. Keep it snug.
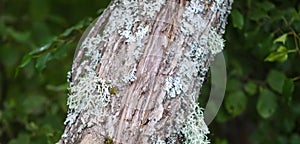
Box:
[59,0,233,143]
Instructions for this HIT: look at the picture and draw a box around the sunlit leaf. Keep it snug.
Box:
[264,46,288,62]
[273,33,288,44]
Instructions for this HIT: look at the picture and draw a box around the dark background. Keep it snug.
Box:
[1,0,300,143]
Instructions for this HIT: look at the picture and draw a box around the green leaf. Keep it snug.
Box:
[274,33,288,44]
[35,53,51,72]
[249,9,268,21]
[52,42,69,59]
[266,70,286,93]
[19,55,32,68]
[272,9,286,20]
[264,46,288,62]
[29,0,50,21]
[25,122,39,132]
[283,117,295,133]
[7,28,31,44]
[226,78,242,92]
[22,95,48,114]
[215,138,228,144]
[244,81,257,96]
[257,1,275,12]
[17,37,55,73]
[283,78,294,104]
[225,91,247,116]
[231,9,244,30]
[29,38,56,57]
[257,89,277,119]
[283,78,294,96]
[291,134,300,144]
[60,18,92,37]
[15,55,33,77]
[215,107,231,122]
[8,133,30,144]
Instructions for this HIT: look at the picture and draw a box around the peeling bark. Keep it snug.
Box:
[58,0,233,143]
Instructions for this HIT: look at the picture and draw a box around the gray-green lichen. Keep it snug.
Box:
[162,0,230,143]
[65,71,112,126]
[61,0,232,143]
[180,95,210,144]
[208,28,225,55]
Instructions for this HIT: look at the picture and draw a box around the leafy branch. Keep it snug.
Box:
[16,17,93,75]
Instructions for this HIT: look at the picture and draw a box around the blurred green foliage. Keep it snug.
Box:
[200,0,300,144]
[0,0,109,143]
[1,0,299,144]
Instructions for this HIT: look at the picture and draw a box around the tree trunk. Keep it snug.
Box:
[58,0,232,143]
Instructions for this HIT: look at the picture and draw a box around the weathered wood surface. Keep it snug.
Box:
[58,0,232,143]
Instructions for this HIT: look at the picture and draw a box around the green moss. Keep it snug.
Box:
[104,138,114,144]
[109,86,118,95]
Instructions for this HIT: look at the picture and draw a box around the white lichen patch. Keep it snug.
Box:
[164,77,183,98]
[181,0,207,36]
[120,24,150,45]
[185,0,205,15]
[100,0,166,85]
[164,1,228,143]
[216,0,233,34]
[188,40,210,79]
[154,98,210,144]
[136,25,150,43]
[154,140,164,144]
[163,40,209,100]
[62,0,231,143]
[80,34,103,60]
[64,71,112,126]
[81,34,103,66]
[208,28,225,55]
[104,1,139,36]
[141,0,166,18]
[105,0,165,45]
[123,64,137,83]
[163,42,209,99]
[181,100,210,144]
[73,34,103,81]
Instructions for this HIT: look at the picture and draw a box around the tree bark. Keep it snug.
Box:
[58,0,232,143]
